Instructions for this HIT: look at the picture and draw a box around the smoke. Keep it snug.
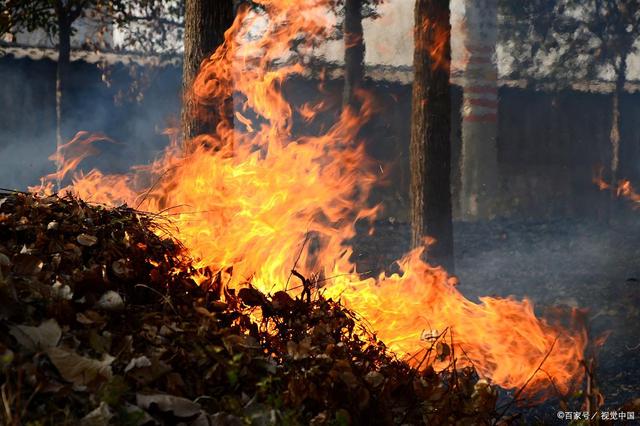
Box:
[0,57,180,190]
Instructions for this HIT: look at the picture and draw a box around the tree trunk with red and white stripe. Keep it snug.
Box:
[459,0,499,220]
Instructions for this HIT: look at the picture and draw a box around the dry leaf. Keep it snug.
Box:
[9,319,61,351]
[77,234,98,247]
[95,291,124,311]
[79,402,113,426]
[136,393,201,418]
[125,355,152,373]
[47,347,114,387]
[12,254,43,275]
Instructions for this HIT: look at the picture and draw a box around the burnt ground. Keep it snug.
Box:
[351,214,640,421]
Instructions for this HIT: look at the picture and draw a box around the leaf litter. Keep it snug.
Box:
[0,192,501,425]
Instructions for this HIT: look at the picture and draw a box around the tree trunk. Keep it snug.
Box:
[459,0,499,220]
[610,60,626,187]
[605,59,627,223]
[55,15,72,188]
[343,0,365,108]
[409,0,454,270]
[181,0,235,146]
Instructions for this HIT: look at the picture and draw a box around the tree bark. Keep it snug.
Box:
[55,13,72,188]
[610,59,626,187]
[409,0,454,270]
[181,0,235,146]
[459,0,499,220]
[343,0,365,108]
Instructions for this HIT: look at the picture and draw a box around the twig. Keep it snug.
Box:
[457,342,479,373]
[625,341,640,351]
[1,383,13,425]
[291,269,311,302]
[0,187,30,195]
[285,271,372,292]
[400,328,449,424]
[285,231,310,292]
[134,166,177,210]
[134,284,178,315]
[540,368,563,400]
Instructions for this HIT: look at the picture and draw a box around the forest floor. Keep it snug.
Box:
[352,214,640,422]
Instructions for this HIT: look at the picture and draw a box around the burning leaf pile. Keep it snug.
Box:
[26,0,587,404]
[0,192,500,425]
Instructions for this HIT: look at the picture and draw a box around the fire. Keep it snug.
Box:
[593,168,640,205]
[35,0,586,398]
[416,15,451,72]
[616,180,640,204]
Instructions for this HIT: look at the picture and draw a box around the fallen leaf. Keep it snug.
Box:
[52,281,73,300]
[12,254,43,275]
[47,347,114,387]
[111,259,131,278]
[77,234,98,247]
[125,355,152,373]
[80,401,113,426]
[364,371,385,388]
[238,287,267,307]
[136,393,201,418]
[0,252,10,268]
[272,291,294,310]
[9,319,61,351]
[95,291,124,311]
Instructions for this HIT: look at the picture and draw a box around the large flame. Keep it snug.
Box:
[36,0,586,398]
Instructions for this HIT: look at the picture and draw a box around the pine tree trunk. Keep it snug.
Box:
[409,0,454,270]
[181,0,235,147]
[55,15,72,188]
[343,0,365,108]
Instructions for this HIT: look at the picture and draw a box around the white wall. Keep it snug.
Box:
[14,18,112,50]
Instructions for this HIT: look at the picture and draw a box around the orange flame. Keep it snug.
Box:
[416,16,450,73]
[36,0,586,398]
[594,168,640,206]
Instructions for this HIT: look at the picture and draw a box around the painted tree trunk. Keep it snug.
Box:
[181,0,235,148]
[343,0,365,108]
[409,0,454,270]
[55,16,72,188]
[459,0,499,220]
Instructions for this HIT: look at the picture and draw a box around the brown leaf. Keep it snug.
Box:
[77,234,98,247]
[46,347,114,387]
[364,371,385,388]
[111,259,131,279]
[238,287,267,307]
[9,319,61,351]
[272,291,294,310]
[79,401,113,426]
[12,254,43,276]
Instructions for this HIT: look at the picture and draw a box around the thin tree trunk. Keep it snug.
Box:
[181,0,235,147]
[409,0,454,270]
[343,0,365,108]
[610,61,626,187]
[606,59,626,223]
[56,15,72,188]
